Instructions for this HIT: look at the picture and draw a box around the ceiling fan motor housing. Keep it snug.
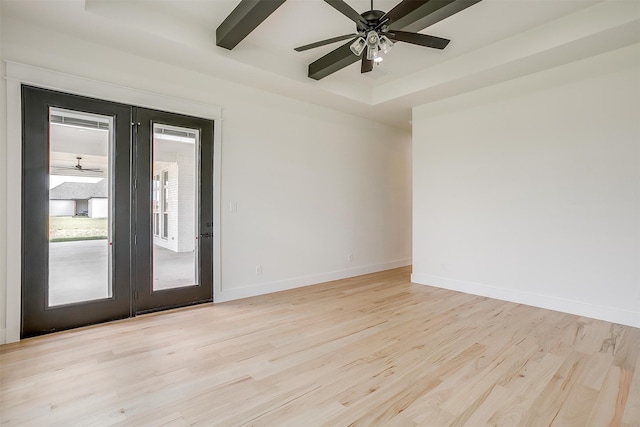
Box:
[357,10,386,32]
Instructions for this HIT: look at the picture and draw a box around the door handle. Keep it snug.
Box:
[200,232,213,239]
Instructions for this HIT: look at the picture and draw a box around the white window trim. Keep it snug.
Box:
[4,61,223,343]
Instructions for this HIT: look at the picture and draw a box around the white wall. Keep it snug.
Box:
[0,1,7,344]
[412,45,640,327]
[154,164,180,253]
[88,198,108,218]
[49,200,75,217]
[0,10,412,341]
[177,154,195,253]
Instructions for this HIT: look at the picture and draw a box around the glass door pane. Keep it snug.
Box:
[48,108,113,306]
[152,123,199,291]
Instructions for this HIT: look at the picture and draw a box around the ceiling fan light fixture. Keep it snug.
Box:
[350,37,366,56]
[366,46,378,61]
[366,31,379,48]
[373,56,383,63]
[379,35,394,54]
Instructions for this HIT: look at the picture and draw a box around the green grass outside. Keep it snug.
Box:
[49,216,108,242]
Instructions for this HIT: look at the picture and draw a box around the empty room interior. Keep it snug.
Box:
[0,0,639,425]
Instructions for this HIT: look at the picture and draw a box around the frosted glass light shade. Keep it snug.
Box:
[379,35,394,54]
[366,46,379,61]
[350,37,366,56]
[366,31,379,47]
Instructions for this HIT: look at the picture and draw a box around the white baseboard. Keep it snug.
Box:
[411,273,640,328]
[216,259,411,303]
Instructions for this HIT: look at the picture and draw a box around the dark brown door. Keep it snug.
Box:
[132,108,214,313]
[21,86,214,338]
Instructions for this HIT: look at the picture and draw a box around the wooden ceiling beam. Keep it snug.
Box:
[390,0,482,33]
[216,0,287,50]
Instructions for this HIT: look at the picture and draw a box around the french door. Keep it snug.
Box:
[133,108,214,313]
[21,86,214,338]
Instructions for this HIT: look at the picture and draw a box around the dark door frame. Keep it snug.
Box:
[4,63,222,343]
[133,108,214,313]
[21,85,215,338]
[21,86,133,337]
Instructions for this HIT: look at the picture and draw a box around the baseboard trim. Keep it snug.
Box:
[216,259,411,303]
[411,273,640,328]
[0,328,6,345]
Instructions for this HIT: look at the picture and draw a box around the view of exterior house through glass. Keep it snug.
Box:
[152,123,199,291]
[48,107,113,307]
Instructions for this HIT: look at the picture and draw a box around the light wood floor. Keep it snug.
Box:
[1,267,639,426]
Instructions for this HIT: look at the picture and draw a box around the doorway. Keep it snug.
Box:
[21,86,214,338]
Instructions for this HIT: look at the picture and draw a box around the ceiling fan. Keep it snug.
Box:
[215,0,481,80]
[294,0,451,74]
[51,157,103,173]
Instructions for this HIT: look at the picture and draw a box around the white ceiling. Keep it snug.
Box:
[4,0,640,129]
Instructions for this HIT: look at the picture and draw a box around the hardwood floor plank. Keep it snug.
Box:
[486,352,565,426]
[586,366,634,427]
[551,384,599,427]
[520,351,590,426]
[1,267,638,426]
[622,351,640,426]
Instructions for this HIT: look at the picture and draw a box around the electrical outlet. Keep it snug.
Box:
[230,201,238,213]
[348,253,353,262]
[256,265,262,275]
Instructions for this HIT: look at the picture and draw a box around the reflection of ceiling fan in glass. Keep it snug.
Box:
[51,157,103,173]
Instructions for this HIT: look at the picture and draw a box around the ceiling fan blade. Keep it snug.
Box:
[384,30,450,49]
[308,41,361,80]
[381,0,429,24]
[295,34,359,52]
[324,0,368,26]
[388,0,482,33]
[361,55,373,73]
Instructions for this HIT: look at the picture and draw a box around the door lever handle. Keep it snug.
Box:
[200,232,213,239]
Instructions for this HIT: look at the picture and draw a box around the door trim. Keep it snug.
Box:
[4,61,222,343]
